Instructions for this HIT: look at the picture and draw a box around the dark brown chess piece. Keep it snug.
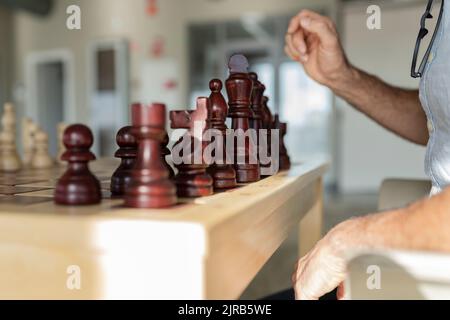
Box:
[249,72,266,176]
[273,115,291,171]
[260,96,275,176]
[206,79,237,189]
[54,124,102,205]
[249,72,265,132]
[124,103,177,208]
[110,126,137,196]
[225,54,260,183]
[161,132,175,178]
[170,97,214,197]
[261,96,274,129]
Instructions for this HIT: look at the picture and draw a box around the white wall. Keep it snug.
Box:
[11,0,338,122]
[338,2,428,193]
[12,0,186,124]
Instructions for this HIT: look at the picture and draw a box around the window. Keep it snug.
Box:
[188,11,334,184]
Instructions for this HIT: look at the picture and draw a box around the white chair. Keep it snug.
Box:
[346,179,450,300]
[378,179,431,210]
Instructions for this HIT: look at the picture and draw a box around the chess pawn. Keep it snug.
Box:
[0,131,21,172]
[0,102,21,172]
[57,122,68,165]
[124,103,177,208]
[226,54,260,183]
[248,72,265,132]
[261,96,274,130]
[170,97,214,197]
[273,115,291,171]
[2,102,16,134]
[55,124,101,205]
[206,79,237,189]
[249,72,266,176]
[110,126,138,196]
[260,96,274,177]
[22,118,35,168]
[31,129,54,169]
[161,132,175,179]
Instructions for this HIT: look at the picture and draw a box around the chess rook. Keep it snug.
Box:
[54,124,102,205]
[110,126,138,196]
[170,97,214,197]
[226,54,260,183]
[273,115,291,171]
[206,79,237,189]
[124,103,177,208]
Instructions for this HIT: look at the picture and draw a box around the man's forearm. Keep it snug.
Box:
[330,66,429,146]
[348,189,450,253]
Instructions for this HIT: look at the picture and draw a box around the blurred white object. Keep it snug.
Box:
[346,249,450,300]
[345,178,449,300]
[378,179,431,210]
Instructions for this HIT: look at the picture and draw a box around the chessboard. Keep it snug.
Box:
[0,158,119,210]
[0,156,279,212]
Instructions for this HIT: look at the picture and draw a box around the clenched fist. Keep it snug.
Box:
[285,9,354,89]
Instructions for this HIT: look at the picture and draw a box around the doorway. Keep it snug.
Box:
[87,38,129,156]
[35,62,64,155]
[25,49,75,157]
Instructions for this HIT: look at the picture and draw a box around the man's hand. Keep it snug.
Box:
[285,9,353,88]
[292,217,366,300]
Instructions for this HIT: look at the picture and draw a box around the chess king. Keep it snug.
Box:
[225,54,261,183]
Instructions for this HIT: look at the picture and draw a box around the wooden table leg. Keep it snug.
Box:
[298,178,323,257]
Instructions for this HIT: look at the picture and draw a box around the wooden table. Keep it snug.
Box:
[0,159,327,299]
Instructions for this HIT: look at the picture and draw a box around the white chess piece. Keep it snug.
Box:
[0,130,21,172]
[2,102,16,134]
[31,129,54,169]
[0,103,21,172]
[22,117,36,168]
[57,122,68,165]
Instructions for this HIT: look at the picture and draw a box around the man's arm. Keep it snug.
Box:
[354,187,450,253]
[335,70,428,146]
[285,9,428,146]
[292,188,450,300]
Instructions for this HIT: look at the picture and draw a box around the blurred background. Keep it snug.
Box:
[0,0,429,298]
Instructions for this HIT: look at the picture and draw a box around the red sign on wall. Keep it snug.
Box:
[146,0,158,16]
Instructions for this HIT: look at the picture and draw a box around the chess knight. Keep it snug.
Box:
[171,123,281,177]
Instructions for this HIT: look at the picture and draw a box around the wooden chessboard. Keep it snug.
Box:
[0,158,328,299]
[0,158,118,207]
